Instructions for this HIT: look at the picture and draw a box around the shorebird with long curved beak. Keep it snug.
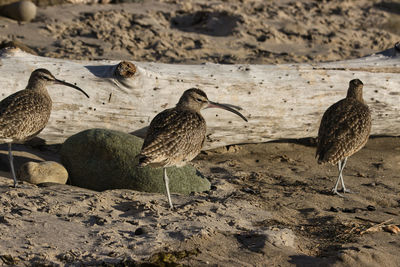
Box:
[137,88,247,209]
[0,68,89,187]
[316,79,371,196]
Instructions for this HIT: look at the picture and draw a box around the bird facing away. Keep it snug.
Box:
[316,79,371,196]
[0,68,89,187]
[137,88,248,209]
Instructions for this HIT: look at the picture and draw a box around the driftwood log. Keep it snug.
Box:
[0,45,399,149]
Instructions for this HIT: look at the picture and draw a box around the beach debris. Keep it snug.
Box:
[360,218,394,234]
[383,225,400,234]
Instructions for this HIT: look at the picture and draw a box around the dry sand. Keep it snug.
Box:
[0,0,399,266]
[0,0,399,63]
[0,137,399,266]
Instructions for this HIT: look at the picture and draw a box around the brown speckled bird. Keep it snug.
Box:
[316,79,371,196]
[0,68,89,187]
[137,88,248,209]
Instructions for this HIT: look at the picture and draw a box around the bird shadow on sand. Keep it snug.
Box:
[235,232,268,253]
[267,137,317,147]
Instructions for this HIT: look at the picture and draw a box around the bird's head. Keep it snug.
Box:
[347,79,364,102]
[177,88,248,122]
[177,88,209,111]
[28,68,89,98]
[29,69,57,84]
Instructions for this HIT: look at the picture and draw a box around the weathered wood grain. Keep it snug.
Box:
[0,46,399,149]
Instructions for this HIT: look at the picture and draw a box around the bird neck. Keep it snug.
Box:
[25,82,50,97]
[346,88,364,103]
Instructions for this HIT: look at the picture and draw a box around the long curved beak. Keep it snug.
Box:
[207,101,248,122]
[55,79,90,98]
[217,103,244,111]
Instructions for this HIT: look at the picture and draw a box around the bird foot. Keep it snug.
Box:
[166,204,175,210]
[331,188,346,197]
[331,187,353,197]
[342,188,352,194]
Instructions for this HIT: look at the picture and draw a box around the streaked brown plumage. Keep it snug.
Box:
[138,88,247,209]
[0,68,89,187]
[139,109,206,168]
[316,79,371,196]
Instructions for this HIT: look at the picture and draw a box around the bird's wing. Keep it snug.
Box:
[0,90,52,141]
[138,108,206,167]
[316,99,371,163]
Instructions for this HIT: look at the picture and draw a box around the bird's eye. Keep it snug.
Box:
[196,98,203,102]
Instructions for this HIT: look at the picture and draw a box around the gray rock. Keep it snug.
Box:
[0,0,37,22]
[60,128,210,194]
[18,161,68,185]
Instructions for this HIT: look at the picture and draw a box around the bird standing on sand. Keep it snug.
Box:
[137,88,248,209]
[316,79,371,196]
[0,68,89,187]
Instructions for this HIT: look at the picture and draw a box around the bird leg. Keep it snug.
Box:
[163,168,174,209]
[8,143,17,188]
[339,157,351,193]
[332,157,350,196]
[332,160,343,196]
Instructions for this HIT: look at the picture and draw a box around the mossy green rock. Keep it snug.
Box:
[60,129,210,194]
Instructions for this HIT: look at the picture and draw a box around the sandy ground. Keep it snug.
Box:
[0,0,399,63]
[0,137,399,266]
[0,0,399,266]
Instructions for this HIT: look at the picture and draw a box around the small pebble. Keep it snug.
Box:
[329,207,338,212]
[342,208,357,213]
[242,187,258,194]
[367,205,376,211]
[135,227,148,235]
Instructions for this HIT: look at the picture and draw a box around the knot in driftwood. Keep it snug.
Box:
[114,61,136,79]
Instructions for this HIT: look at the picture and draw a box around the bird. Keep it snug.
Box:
[0,68,89,187]
[137,88,248,209]
[316,79,371,196]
